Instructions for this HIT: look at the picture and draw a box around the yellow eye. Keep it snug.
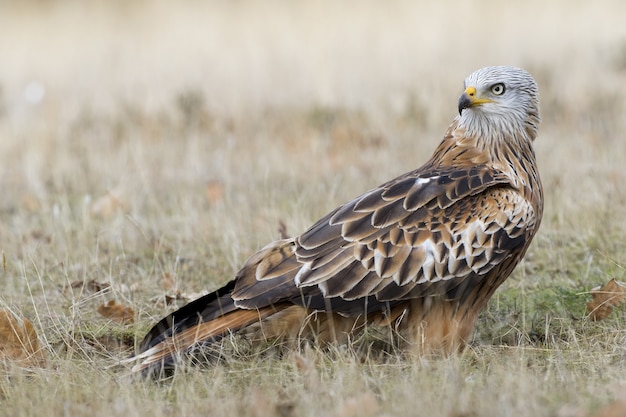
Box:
[491,83,505,95]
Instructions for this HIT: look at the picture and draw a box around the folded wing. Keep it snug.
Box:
[232,164,535,313]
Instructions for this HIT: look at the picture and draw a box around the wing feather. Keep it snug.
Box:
[371,199,410,228]
[232,163,532,316]
[320,262,370,298]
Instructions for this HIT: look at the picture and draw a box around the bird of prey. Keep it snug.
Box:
[128,66,543,375]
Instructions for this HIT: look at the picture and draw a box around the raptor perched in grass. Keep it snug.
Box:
[128,66,543,375]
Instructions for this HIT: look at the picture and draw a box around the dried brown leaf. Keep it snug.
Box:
[0,309,46,367]
[586,278,626,321]
[97,300,135,324]
[205,180,225,205]
[161,272,176,291]
[21,192,42,212]
[90,187,128,219]
[163,293,180,306]
[152,292,181,307]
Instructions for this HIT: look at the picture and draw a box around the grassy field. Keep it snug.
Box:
[1,1,626,416]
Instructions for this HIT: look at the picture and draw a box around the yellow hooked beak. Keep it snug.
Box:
[458,86,493,115]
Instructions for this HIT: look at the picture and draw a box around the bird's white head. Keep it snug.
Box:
[457,66,540,142]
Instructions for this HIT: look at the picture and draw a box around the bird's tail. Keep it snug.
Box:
[124,280,280,376]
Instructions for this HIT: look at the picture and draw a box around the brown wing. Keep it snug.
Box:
[232,165,536,314]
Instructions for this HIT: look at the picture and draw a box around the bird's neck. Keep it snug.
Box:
[430,119,540,193]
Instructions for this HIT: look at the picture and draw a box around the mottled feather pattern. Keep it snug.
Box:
[293,165,522,295]
[127,66,543,375]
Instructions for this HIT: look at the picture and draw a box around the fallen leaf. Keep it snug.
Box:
[586,278,626,321]
[0,309,46,367]
[151,290,183,307]
[21,193,42,212]
[205,180,224,205]
[97,300,135,324]
[160,293,181,306]
[90,187,128,219]
[161,272,176,291]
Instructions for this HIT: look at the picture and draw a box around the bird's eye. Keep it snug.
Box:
[491,83,505,95]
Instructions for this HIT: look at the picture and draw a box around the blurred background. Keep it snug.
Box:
[2,0,626,120]
[0,0,624,283]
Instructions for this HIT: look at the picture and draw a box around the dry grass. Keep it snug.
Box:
[0,1,625,416]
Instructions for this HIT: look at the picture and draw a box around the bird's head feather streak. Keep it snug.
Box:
[457,66,540,142]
